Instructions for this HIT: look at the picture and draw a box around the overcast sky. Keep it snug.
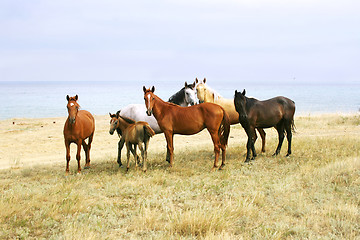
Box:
[0,0,359,84]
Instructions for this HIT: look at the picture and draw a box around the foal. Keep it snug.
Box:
[109,111,155,172]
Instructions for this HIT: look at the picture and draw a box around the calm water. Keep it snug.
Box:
[0,81,359,120]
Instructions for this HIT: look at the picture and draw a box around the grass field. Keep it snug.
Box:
[0,114,359,239]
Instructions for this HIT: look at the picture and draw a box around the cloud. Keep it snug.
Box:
[0,0,359,83]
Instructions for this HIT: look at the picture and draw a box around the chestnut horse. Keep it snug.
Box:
[109,111,155,172]
[234,89,295,162]
[143,86,230,171]
[196,77,267,153]
[63,95,95,174]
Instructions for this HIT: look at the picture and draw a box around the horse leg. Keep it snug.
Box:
[117,138,125,167]
[138,143,146,172]
[65,140,71,174]
[250,128,257,160]
[164,131,174,167]
[285,120,292,156]
[208,130,221,171]
[76,141,82,174]
[132,144,138,169]
[219,143,227,170]
[244,127,255,162]
[257,128,266,153]
[85,133,93,168]
[274,122,285,156]
[82,140,90,169]
[143,139,149,172]
[126,142,131,172]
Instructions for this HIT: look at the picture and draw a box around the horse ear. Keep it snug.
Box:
[203,78,206,83]
[75,95,78,101]
[143,86,147,93]
[195,78,198,83]
[151,86,155,92]
[235,90,238,95]
[185,81,188,88]
[109,112,112,117]
[66,95,70,101]
[242,89,246,96]
[116,110,120,118]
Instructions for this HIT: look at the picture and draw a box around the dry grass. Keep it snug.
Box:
[0,114,359,239]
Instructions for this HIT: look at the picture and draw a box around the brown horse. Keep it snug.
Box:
[63,95,95,174]
[143,86,230,171]
[234,89,295,162]
[196,77,267,152]
[109,111,155,172]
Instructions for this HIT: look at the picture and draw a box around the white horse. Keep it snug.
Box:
[112,82,198,166]
[120,81,198,134]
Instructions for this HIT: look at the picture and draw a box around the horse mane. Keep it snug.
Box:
[168,87,185,105]
[200,83,222,101]
[119,115,136,124]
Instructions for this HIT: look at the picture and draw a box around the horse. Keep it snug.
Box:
[109,111,155,172]
[63,95,95,174]
[195,77,267,153]
[143,86,230,171]
[234,89,295,162]
[119,81,198,134]
[168,81,197,106]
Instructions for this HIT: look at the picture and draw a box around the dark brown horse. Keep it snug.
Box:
[63,95,95,174]
[234,89,295,162]
[109,111,155,172]
[143,86,230,171]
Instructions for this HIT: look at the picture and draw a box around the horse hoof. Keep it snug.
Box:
[84,166,90,169]
[143,168,147,172]
[219,164,226,170]
[244,159,251,163]
[286,153,291,157]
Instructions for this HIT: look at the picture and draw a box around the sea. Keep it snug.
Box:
[0,81,359,120]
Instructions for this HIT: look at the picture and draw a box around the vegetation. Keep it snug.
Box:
[0,114,359,239]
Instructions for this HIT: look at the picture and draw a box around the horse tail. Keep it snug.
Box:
[219,108,231,147]
[291,119,296,133]
[143,124,156,139]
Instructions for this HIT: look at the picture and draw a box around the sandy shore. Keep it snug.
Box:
[1,113,359,171]
[0,115,251,170]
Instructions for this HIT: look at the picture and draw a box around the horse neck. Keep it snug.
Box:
[204,86,221,103]
[168,88,184,105]
[118,117,132,131]
[245,97,258,112]
[152,95,168,118]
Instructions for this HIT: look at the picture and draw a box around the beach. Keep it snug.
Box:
[1,113,359,171]
[0,115,246,171]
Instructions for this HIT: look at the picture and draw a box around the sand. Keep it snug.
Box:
[0,115,249,170]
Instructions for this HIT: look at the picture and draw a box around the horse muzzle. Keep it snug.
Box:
[109,129,115,135]
[68,117,76,124]
[146,110,152,116]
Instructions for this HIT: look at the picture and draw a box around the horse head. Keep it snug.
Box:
[234,89,247,119]
[143,86,155,116]
[109,111,121,135]
[184,81,197,106]
[66,95,80,124]
[195,78,207,103]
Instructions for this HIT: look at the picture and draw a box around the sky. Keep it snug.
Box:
[0,0,359,84]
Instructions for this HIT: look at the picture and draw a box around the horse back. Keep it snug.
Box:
[249,96,295,127]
